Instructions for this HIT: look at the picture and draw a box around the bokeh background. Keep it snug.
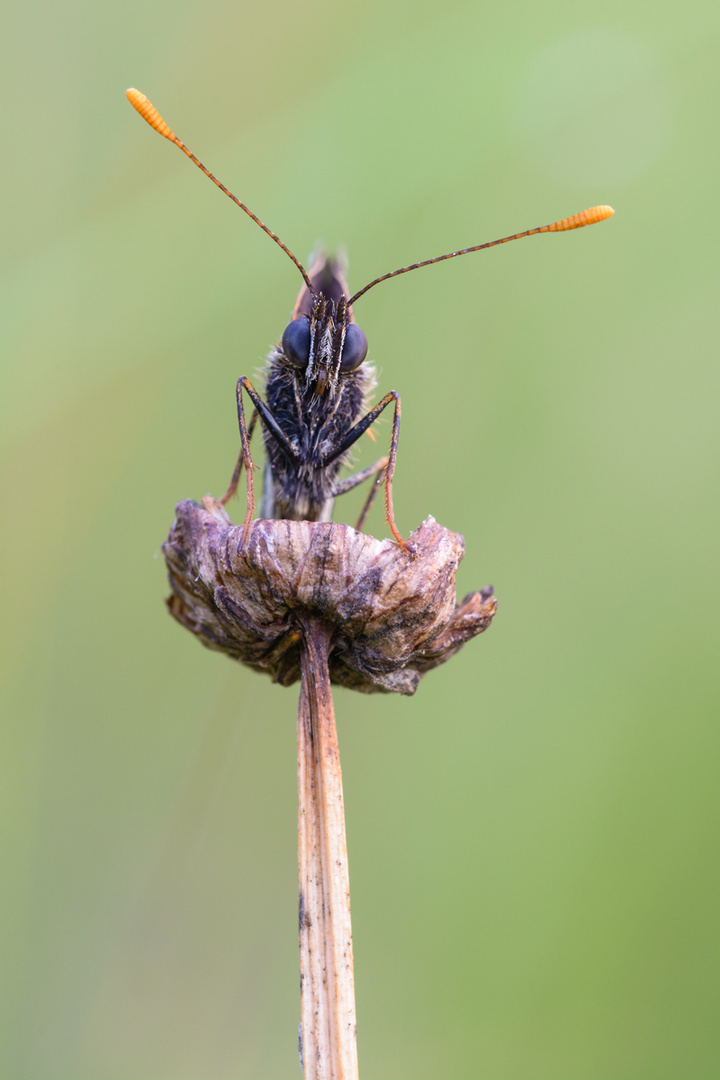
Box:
[2,1,719,1077]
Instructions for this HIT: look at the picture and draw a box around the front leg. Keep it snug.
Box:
[323,391,411,552]
[224,376,300,548]
[220,407,258,506]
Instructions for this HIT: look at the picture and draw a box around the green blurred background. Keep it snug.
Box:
[2,1,719,1076]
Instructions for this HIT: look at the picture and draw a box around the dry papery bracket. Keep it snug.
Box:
[128,83,613,1079]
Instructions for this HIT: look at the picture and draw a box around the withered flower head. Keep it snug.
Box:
[163,497,497,695]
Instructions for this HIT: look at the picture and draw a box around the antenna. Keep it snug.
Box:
[348,205,614,305]
[126,89,314,294]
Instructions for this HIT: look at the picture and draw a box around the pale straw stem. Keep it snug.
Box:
[297,617,358,1080]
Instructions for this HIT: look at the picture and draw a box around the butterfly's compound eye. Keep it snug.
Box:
[282,317,311,368]
[340,323,368,372]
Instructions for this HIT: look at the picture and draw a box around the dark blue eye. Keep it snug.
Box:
[340,323,368,372]
[282,317,311,368]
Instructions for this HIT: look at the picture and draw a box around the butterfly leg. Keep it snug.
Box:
[225,376,300,550]
[354,467,387,533]
[330,456,389,533]
[220,407,258,506]
[323,391,412,553]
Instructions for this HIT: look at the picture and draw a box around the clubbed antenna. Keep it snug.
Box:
[126,89,314,294]
[348,205,615,305]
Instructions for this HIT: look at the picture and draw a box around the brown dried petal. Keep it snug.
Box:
[163,497,497,695]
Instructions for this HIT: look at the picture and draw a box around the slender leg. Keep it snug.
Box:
[239,376,300,463]
[234,380,258,547]
[220,408,258,506]
[354,467,386,533]
[221,376,300,550]
[329,456,389,533]
[322,391,411,553]
[330,456,389,498]
[382,392,411,552]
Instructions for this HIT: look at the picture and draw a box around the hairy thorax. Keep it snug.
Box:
[259,349,375,521]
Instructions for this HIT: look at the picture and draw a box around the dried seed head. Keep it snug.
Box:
[163,497,497,695]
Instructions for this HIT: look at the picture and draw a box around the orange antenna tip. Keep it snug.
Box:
[126,88,176,142]
[544,205,615,232]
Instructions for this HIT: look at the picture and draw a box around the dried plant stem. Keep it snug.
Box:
[165,503,496,1072]
[297,616,358,1080]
